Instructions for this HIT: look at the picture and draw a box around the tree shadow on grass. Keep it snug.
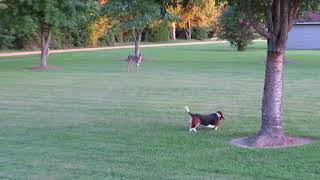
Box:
[121,56,159,62]
[260,59,302,65]
[180,46,267,53]
[23,66,63,71]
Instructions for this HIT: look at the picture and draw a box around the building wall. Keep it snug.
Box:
[286,24,320,50]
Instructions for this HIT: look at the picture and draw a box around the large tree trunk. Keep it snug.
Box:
[249,0,290,147]
[249,49,286,147]
[40,28,52,68]
[233,0,305,148]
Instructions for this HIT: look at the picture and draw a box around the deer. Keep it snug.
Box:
[127,52,143,72]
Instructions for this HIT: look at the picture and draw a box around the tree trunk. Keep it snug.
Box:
[172,22,176,40]
[40,29,52,68]
[249,50,286,147]
[184,29,192,40]
[237,42,245,51]
[237,0,303,147]
[184,20,192,40]
[134,40,140,57]
[132,29,142,56]
[187,27,192,40]
[188,20,192,40]
[134,31,142,56]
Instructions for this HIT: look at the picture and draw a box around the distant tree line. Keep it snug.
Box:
[0,0,319,52]
[0,0,226,51]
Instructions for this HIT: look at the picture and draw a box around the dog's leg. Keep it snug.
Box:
[189,123,199,132]
[214,121,221,131]
[193,123,200,132]
[189,117,200,132]
[206,125,216,129]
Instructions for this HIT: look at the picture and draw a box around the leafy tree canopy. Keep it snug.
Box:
[104,0,170,31]
[2,0,97,31]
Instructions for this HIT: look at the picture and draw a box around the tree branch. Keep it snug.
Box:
[276,0,289,49]
[264,0,274,34]
[132,28,137,41]
[288,0,301,30]
[272,0,281,37]
[245,0,271,39]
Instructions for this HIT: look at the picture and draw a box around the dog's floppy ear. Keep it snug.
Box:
[218,111,224,119]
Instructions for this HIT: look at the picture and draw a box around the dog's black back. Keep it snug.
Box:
[189,113,221,126]
[198,113,220,126]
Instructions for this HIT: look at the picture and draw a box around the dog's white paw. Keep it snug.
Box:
[189,128,197,132]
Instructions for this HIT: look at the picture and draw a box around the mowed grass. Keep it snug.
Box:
[0,42,319,180]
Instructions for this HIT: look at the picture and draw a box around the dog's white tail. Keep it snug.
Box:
[184,105,190,113]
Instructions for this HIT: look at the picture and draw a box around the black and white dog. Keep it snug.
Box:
[185,106,225,132]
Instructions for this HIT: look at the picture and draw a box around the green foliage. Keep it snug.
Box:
[192,27,209,40]
[154,0,181,19]
[218,6,255,51]
[70,27,90,48]
[301,0,320,12]
[0,3,7,9]
[0,0,179,49]
[225,0,320,27]
[147,22,170,42]
[0,25,15,49]
[3,0,95,29]
[0,4,37,49]
[105,0,161,31]
[99,24,122,46]
[50,26,90,49]
[0,0,97,49]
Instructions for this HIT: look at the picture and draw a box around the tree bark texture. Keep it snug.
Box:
[251,50,286,147]
[172,22,176,40]
[133,28,142,56]
[185,20,192,40]
[40,28,52,68]
[244,0,301,147]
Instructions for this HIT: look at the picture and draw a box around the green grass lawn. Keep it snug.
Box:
[0,42,319,179]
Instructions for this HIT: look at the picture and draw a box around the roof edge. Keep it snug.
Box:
[294,22,320,25]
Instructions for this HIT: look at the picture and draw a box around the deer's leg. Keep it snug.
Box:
[136,63,140,72]
[127,61,132,72]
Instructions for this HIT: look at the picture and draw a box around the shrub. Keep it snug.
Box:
[147,22,170,42]
[70,27,90,48]
[0,25,15,49]
[218,6,256,51]
[192,27,209,40]
[51,26,90,49]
